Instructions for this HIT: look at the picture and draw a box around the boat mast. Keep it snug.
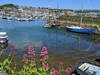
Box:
[48,0,50,22]
[80,0,84,25]
[56,0,59,50]
[47,0,50,49]
[57,0,59,21]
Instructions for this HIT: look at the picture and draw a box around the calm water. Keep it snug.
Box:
[0,19,100,58]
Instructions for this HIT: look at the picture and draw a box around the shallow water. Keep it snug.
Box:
[0,19,100,58]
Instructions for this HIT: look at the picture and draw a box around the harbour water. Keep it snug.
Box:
[0,19,100,58]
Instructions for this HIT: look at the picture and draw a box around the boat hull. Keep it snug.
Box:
[76,61,100,75]
[67,28,94,34]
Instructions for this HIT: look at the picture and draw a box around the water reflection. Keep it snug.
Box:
[0,19,100,57]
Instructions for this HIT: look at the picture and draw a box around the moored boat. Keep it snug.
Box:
[76,61,100,75]
[0,32,8,44]
[66,0,95,34]
[67,26,95,34]
[44,23,52,28]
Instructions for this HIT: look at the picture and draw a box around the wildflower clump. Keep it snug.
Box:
[0,44,76,75]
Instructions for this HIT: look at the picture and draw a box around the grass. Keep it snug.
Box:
[57,19,100,26]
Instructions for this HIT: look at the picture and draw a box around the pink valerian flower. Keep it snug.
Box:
[28,60,31,63]
[10,44,14,48]
[50,68,58,75]
[13,51,16,55]
[28,45,36,57]
[66,67,72,73]
[72,73,76,75]
[45,56,48,60]
[43,51,48,55]
[24,54,27,57]
[29,45,33,50]
[28,60,35,63]
[59,61,63,67]
[11,48,13,51]
[45,63,49,69]
[40,53,45,57]
[53,70,58,75]
[42,46,47,52]
[8,64,11,66]
[10,44,14,51]
[59,72,62,75]
[50,67,55,72]
[22,54,27,61]
[40,59,44,63]
[40,46,48,57]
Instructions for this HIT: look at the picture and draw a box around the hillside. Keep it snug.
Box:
[0,4,18,9]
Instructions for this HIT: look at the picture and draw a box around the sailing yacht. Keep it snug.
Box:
[67,26,95,34]
[66,0,95,34]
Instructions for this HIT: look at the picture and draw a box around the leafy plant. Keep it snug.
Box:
[0,44,75,75]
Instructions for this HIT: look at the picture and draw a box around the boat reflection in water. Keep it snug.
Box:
[66,30,93,41]
[64,30,100,56]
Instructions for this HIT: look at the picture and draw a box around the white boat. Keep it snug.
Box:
[76,61,100,75]
[0,32,8,44]
[44,23,51,28]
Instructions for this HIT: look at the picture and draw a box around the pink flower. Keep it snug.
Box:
[42,46,47,52]
[32,52,36,57]
[28,60,31,63]
[28,51,32,55]
[50,68,55,72]
[22,54,27,61]
[72,73,76,75]
[40,53,45,57]
[40,59,44,63]
[28,45,36,57]
[53,70,58,75]
[45,63,49,69]
[45,56,48,60]
[43,51,48,55]
[59,61,63,67]
[29,45,33,50]
[66,67,72,73]
[59,72,62,75]
[11,48,13,51]
[10,44,14,48]
[8,64,11,66]
[13,51,16,55]
[24,54,27,57]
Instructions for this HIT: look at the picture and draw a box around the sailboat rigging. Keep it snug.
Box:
[66,0,95,34]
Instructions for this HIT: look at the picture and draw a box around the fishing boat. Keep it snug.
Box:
[76,61,100,75]
[66,0,95,34]
[0,32,8,44]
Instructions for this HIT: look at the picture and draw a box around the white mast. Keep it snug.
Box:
[48,0,50,20]
[80,0,84,25]
[57,0,59,18]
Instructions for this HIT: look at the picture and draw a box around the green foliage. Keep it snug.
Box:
[58,15,100,25]
[0,4,18,9]
[0,45,73,75]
